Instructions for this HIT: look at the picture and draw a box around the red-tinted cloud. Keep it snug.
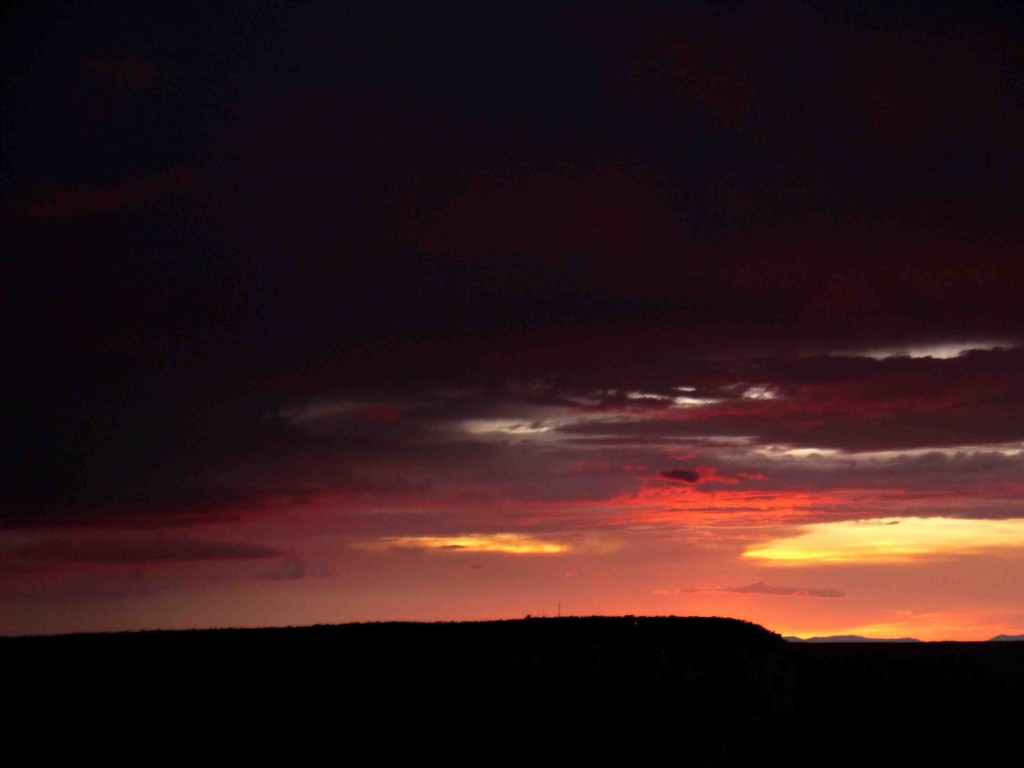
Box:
[412,168,691,297]
[355,406,402,424]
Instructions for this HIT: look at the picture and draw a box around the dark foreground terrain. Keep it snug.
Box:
[7,617,1022,764]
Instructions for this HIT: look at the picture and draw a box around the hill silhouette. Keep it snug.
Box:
[6,616,1023,764]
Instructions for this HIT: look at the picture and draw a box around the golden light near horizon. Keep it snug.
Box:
[744,516,1024,565]
[379,533,568,555]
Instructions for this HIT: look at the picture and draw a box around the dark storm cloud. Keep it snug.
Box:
[3,1,1023,534]
[660,469,700,483]
[579,2,1024,224]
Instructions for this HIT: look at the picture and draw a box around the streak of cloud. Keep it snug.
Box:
[721,581,845,598]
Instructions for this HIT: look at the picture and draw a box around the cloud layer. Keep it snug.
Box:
[2,1,1023,638]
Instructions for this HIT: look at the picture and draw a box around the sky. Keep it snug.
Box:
[3,1,1024,639]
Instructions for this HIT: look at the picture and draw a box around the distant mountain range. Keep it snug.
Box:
[787,634,1024,643]
[786,635,922,643]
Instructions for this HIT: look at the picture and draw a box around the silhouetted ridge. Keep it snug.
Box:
[8,616,1024,764]
[7,616,791,762]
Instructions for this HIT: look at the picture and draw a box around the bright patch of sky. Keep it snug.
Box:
[745,516,1024,565]
[376,533,567,554]
[752,443,1024,460]
[836,340,1016,360]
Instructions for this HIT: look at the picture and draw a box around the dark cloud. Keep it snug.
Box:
[660,469,700,483]
[2,0,1023,539]
[0,485,312,531]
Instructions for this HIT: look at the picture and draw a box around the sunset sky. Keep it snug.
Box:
[4,1,1024,639]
